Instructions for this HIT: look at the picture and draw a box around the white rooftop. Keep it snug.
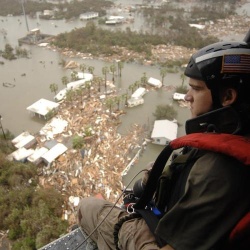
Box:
[41,143,68,164]
[12,131,36,149]
[27,147,49,164]
[27,98,59,116]
[7,147,35,162]
[12,131,30,144]
[173,92,186,101]
[151,120,178,141]
[108,16,124,20]
[147,77,162,88]
[131,87,146,99]
[77,72,93,81]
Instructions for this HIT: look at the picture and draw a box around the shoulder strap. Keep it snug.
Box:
[134,145,174,209]
[134,133,250,209]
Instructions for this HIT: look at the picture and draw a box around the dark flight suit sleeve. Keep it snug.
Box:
[155,152,250,250]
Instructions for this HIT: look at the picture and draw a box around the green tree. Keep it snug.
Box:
[105,97,115,113]
[114,96,121,111]
[134,80,141,89]
[128,83,135,94]
[153,104,177,120]
[15,46,29,58]
[117,61,124,77]
[49,83,58,95]
[160,67,167,85]
[140,72,147,86]
[80,63,87,73]
[96,76,102,92]
[76,87,84,105]
[102,66,109,92]
[88,66,94,74]
[72,135,84,149]
[71,70,78,81]
[123,92,128,106]
[61,76,69,87]
[85,81,92,98]
[0,154,68,250]
[2,43,16,60]
[110,63,116,84]
[65,89,74,103]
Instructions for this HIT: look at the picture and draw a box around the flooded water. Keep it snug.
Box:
[0,0,248,186]
[0,10,189,186]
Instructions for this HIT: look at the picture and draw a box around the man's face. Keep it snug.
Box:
[185,78,213,118]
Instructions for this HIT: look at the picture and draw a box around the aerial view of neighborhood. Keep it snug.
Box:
[0,0,249,249]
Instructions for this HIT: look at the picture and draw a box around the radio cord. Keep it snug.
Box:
[74,169,147,250]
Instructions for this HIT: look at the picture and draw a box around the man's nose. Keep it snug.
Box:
[184,92,192,102]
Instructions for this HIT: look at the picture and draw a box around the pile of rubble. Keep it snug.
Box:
[151,45,196,64]
[204,15,250,39]
[36,89,147,225]
[48,42,196,66]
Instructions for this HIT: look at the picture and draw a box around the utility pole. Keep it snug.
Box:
[0,115,6,140]
[21,0,30,32]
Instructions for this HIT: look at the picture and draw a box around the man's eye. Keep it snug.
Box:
[191,86,200,91]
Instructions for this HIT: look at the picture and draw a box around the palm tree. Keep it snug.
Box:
[102,66,109,92]
[134,80,141,89]
[128,83,135,94]
[49,83,58,95]
[76,87,84,105]
[66,89,74,103]
[114,96,121,111]
[71,70,78,81]
[105,97,115,113]
[110,64,116,84]
[117,60,124,77]
[61,76,69,87]
[88,66,94,74]
[85,81,91,97]
[80,63,87,73]
[160,67,167,85]
[96,77,102,92]
[123,92,128,106]
[140,72,147,87]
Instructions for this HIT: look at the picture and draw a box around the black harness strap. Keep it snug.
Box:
[133,144,174,210]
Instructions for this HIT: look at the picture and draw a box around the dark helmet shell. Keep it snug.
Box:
[184,30,250,108]
[184,30,250,134]
[184,41,250,89]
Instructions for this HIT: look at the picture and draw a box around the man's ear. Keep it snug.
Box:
[222,88,237,106]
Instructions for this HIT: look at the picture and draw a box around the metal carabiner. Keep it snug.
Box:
[126,203,135,214]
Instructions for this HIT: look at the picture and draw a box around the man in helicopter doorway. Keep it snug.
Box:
[77,29,250,250]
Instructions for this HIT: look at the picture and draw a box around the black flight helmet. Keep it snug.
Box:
[184,29,250,135]
[184,29,250,109]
